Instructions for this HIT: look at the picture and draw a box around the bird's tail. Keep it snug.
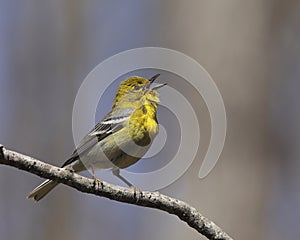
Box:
[27,180,59,201]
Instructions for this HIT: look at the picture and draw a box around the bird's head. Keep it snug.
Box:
[113,74,166,108]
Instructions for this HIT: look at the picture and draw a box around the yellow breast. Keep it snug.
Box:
[129,103,158,146]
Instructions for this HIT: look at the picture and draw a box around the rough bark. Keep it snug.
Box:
[0,144,233,240]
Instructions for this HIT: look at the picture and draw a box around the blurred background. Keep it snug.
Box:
[1,1,300,239]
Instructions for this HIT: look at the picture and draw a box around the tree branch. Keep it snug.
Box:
[0,144,233,240]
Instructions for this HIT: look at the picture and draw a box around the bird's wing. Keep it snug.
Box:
[61,108,133,167]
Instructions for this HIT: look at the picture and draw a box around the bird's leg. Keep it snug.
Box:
[91,165,102,187]
[112,168,141,194]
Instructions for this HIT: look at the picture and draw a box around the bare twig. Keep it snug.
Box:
[0,144,233,240]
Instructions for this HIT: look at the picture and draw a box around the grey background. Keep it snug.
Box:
[0,1,299,239]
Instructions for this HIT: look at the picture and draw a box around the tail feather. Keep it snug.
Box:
[27,180,59,201]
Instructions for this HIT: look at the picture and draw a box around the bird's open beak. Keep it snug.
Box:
[146,74,167,90]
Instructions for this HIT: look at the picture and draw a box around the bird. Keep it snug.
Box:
[27,74,166,201]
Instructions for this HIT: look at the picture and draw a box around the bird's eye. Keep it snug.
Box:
[134,86,141,90]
